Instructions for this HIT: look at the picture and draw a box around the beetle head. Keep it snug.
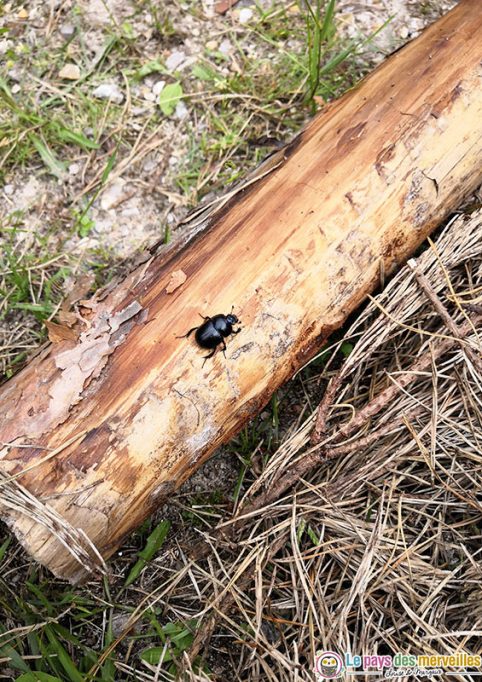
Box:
[226,313,239,324]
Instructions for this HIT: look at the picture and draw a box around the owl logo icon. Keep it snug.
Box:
[314,650,344,679]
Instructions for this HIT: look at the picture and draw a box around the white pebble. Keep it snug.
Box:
[165,50,186,72]
[174,100,188,120]
[152,80,166,96]
[92,83,124,104]
[59,63,80,80]
[60,22,75,39]
[100,178,126,210]
[142,88,156,102]
[238,8,253,24]
[219,39,233,54]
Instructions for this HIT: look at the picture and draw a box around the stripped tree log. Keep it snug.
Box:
[1,0,481,582]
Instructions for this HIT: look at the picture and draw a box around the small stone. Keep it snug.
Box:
[121,206,140,218]
[100,178,126,210]
[141,86,155,102]
[17,7,28,19]
[59,63,80,80]
[165,50,186,72]
[8,67,21,82]
[69,163,80,175]
[142,157,157,173]
[16,176,41,209]
[152,80,166,96]
[219,39,233,55]
[11,84,21,94]
[4,185,14,196]
[92,83,124,104]
[205,40,217,51]
[59,22,76,39]
[131,105,148,116]
[174,100,188,120]
[238,7,253,24]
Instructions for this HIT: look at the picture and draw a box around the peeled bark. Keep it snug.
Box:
[1,0,481,582]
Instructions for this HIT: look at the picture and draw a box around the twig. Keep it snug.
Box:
[310,372,345,445]
[407,259,482,374]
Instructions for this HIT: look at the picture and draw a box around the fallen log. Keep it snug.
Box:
[1,0,481,582]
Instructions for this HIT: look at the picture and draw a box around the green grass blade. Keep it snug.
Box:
[100,149,117,185]
[0,537,11,565]
[0,642,30,672]
[29,135,66,179]
[44,626,83,682]
[124,520,170,587]
[56,127,100,151]
[319,0,336,42]
[16,673,64,682]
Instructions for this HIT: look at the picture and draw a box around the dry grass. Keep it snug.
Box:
[103,208,482,681]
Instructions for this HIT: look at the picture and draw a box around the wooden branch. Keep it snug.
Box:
[1,0,481,582]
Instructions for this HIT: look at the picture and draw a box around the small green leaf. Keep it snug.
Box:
[191,63,216,81]
[141,646,174,665]
[75,211,95,238]
[140,619,197,665]
[158,82,183,116]
[340,341,354,358]
[138,60,165,78]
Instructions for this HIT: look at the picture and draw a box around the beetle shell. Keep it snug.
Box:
[195,321,223,349]
[179,311,241,363]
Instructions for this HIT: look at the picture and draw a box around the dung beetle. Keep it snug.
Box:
[178,309,241,364]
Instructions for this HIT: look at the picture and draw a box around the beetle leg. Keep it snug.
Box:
[232,327,242,335]
[176,326,199,339]
[202,347,217,366]
[221,338,227,357]
[198,313,211,321]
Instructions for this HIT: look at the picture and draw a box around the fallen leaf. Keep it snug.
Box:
[45,320,79,344]
[165,269,187,294]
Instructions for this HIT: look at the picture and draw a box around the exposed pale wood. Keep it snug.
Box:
[1,0,481,582]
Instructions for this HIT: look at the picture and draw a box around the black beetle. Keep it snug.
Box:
[179,309,241,364]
